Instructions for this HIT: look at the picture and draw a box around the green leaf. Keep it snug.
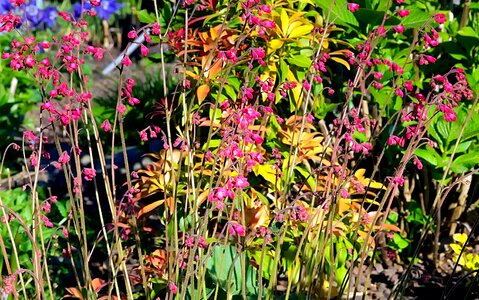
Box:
[450,152,479,173]
[453,140,472,154]
[312,0,359,27]
[435,118,450,141]
[401,8,431,29]
[206,245,242,295]
[295,165,316,190]
[415,147,440,166]
[287,55,312,68]
[355,9,400,27]
[279,59,288,83]
[391,233,410,250]
[136,9,156,24]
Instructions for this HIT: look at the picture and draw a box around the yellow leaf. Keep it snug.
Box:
[289,24,314,39]
[280,9,289,36]
[197,84,210,103]
[269,39,284,50]
[254,164,278,186]
[453,233,468,245]
[358,230,375,248]
[286,69,302,108]
[450,243,463,255]
[330,57,351,71]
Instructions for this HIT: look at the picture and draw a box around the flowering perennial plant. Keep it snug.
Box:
[0,0,477,299]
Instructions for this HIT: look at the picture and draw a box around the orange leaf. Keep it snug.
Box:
[92,278,106,293]
[197,84,210,103]
[207,58,223,79]
[245,205,270,230]
[375,223,401,232]
[63,287,83,299]
[138,200,165,218]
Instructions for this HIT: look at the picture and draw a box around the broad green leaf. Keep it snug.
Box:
[223,84,237,101]
[287,55,312,68]
[295,165,316,190]
[450,152,479,173]
[312,0,359,27]
[206,245,242,295]
[414,147,440,166]
[392,233,409,250]
[453,140,472,154]
[401,8,431,29]
[136,9,156,24]
[355,9,400,27]
[279,59,289,83]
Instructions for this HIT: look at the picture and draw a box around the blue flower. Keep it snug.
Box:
[95,0,123,20]
[42,6,58,28]
[0,0,12,14]
[73,2,92,20]
[25,2,44,28]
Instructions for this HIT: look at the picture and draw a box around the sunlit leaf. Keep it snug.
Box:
[197,84,210,103]
[453,233,468,245]
[330,57,350,70]
[288,24,314,38]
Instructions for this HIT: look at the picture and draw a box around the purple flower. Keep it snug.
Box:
[0,0,13,14]
[73,2,93,20]
[25,1,44,28]
[95,0,123,20]
[42,6,58,28]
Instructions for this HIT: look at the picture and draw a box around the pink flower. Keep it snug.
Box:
[374,72,384,80]
[152,23,161,35]
[128,97,140,106]
[262,20,276,29]
[393,176,404,186]
[425,55,436,63]
[169,282,178,294]
[347,3,359,13]
[11,0,25,7]
[121,56,132,67]
[83,168,96,181]
[58,151,70,164]
[117,104,127,115]
[398,10,410,18]
[42,215,54,228]
[261,5,271,13]
[229,222,246,237]
[233,175,249,189]
[302,80,311,91]
[139,130,148,141]
[101,119,112,132]
[127,30,138,39]
[140,44,149,56]
[434,13,446,24]
[394,25,405,33]
[413,156,423,170]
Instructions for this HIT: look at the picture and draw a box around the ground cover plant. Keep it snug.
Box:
[0,0,479,299]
